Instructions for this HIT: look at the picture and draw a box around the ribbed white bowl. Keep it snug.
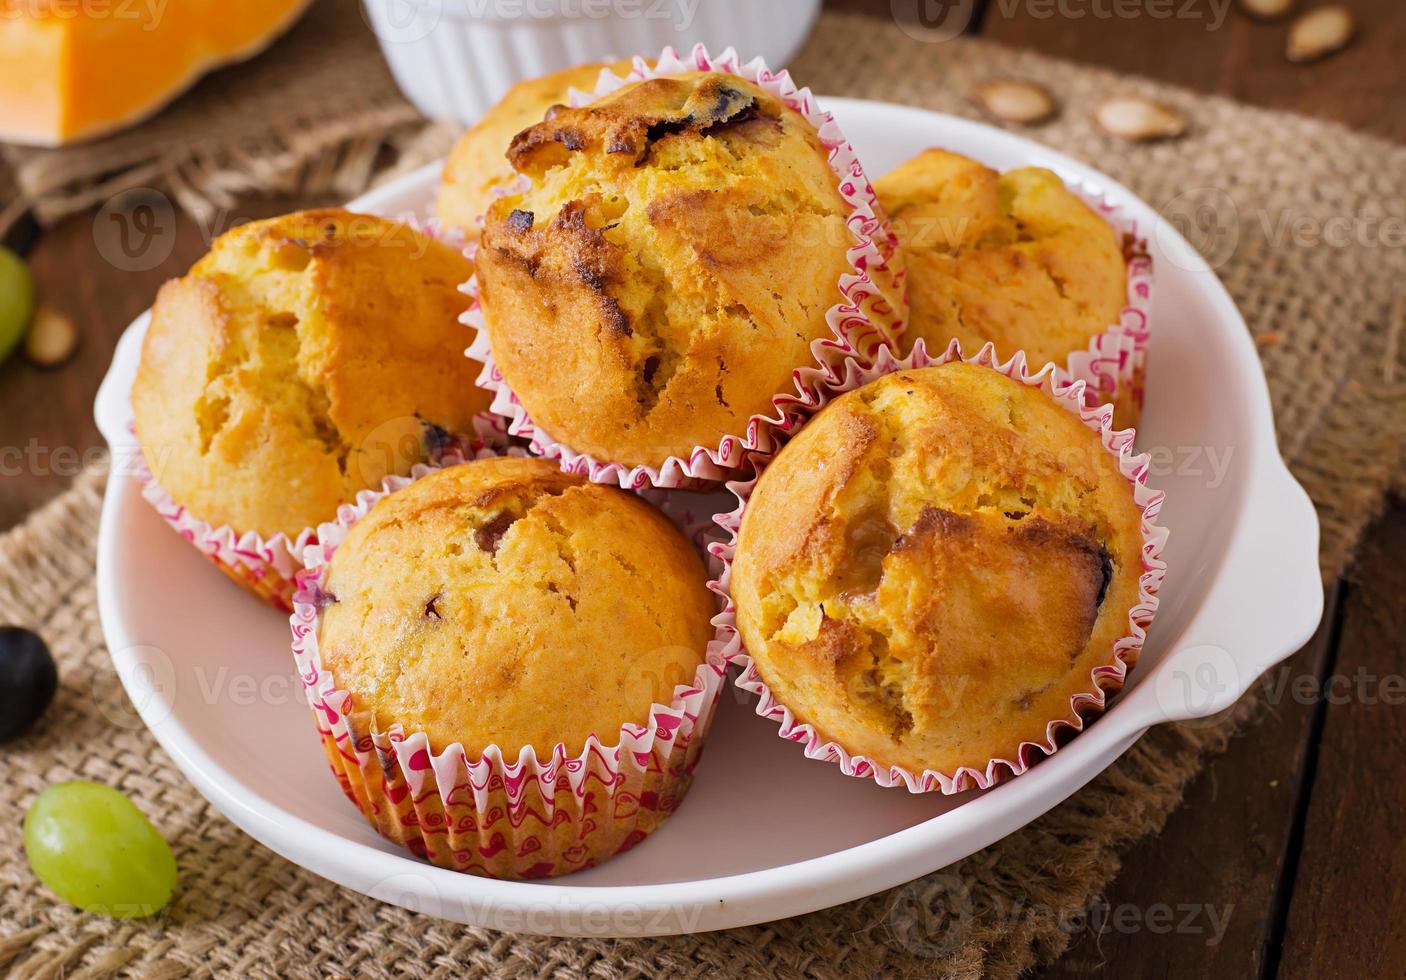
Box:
[362,0,822,122]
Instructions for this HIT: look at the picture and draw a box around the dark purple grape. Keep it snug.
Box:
[0,626,58,741]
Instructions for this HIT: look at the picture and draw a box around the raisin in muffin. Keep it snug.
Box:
[475,71,862,469]
[875,150,1134,423]
[729,363,1145,777]
[133,209,490,544]
[316,457,714,757]
[435,61,627,239]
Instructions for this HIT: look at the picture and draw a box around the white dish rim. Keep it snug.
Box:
[92,97,1324,937]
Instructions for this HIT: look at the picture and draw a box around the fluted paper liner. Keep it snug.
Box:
[133,447,315,612]
[290,455,728,878]
[708,340,1169,794]
[462,42,907,490]
[131,419,500,613]
[1061,192,1154,424]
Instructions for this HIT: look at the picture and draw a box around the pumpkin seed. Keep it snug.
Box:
[1094,96,1188,142]
[24,306,78,368]
[1286,6,1355,62]
[1238,0,1294,20]
[971,80,1058,126]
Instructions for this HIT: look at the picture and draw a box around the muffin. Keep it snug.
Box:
[435,61,628,239]
[729,362,1149,782]
[875,150,1140,426]
[474,70,866,471]
[133,209,490,609]
[295,456,720,877]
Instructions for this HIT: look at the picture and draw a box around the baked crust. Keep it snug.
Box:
[730,363,1144,774]
[434,61,625,238]
[875,149,1128,404]
[476,72,857,468]
[317,457,714,757]
[132,209,489,540]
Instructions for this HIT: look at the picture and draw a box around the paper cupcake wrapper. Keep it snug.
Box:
[132,419,503,613]
[461,42,906,491]
[393,212,470,253]
[1060,192,1154,426]
[707,339,1169,794]
[291,453,729,878]
[133,447,313,613]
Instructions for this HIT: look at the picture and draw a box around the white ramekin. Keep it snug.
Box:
[361,0,822,122]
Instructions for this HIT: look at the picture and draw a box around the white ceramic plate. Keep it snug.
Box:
[94,98,1322,938]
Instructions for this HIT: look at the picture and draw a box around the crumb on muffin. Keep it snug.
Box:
[875,148,1127,378]
[317,457,715,757]
[730,363,1145,775]
[475,71,861,468]
[132,209,489,541]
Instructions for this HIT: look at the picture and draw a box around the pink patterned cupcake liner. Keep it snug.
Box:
[132,417,503,613]
[707,339,1169,794]
[461,42,906,491]
[1061,191,1154,426]
[290,453,729,879]
[132,447,314,613]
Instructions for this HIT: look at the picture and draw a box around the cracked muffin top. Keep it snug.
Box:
[435,60,628,239]
[316,457,714,756]
[875,149,1127,373]
[729,363,1144,775]
[475,71,860,469]
[132,209,491,541]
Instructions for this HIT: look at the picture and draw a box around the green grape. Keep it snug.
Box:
[0,246,35,365]
[23,781,177,918]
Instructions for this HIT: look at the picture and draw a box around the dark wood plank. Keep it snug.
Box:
[979,0,1406,142]
[1275,499,1406,977]
[1030,580,1344,979]
[0,195,336,531]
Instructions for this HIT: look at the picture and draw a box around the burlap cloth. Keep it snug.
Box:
[2,5,1404,978]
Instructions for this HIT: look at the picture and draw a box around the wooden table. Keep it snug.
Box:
[2,3,1402,976]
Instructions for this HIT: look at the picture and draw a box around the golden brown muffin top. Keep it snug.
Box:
[476,72,857,469]
[730,363,1145,775]
[317,457,715,757]
[434,61,625,239]
[875,149,1127,372]
[133,209,490,540]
